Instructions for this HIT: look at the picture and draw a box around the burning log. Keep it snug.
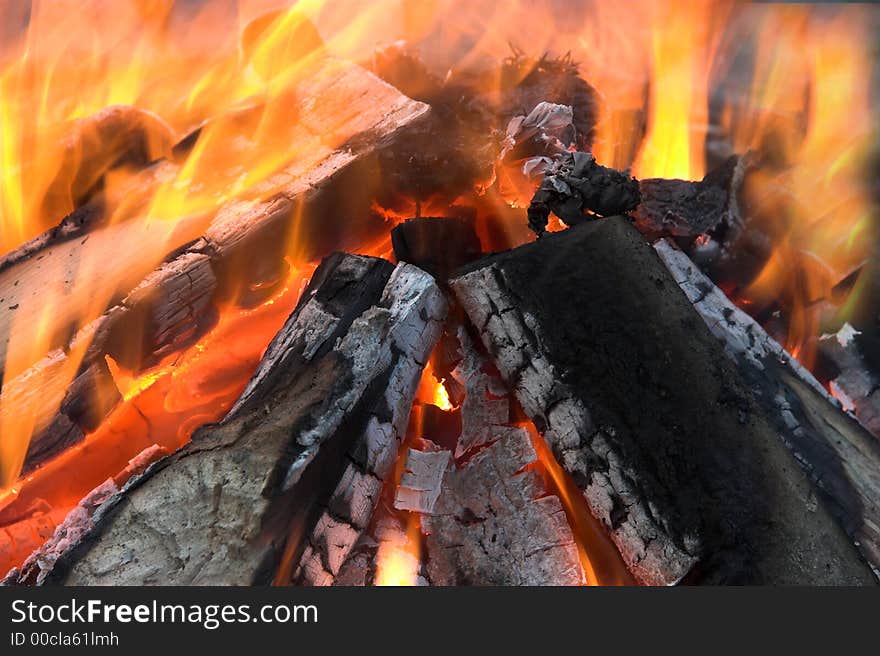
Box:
[288,262,447,585]
[6,444,166,585]
[451,217,876,585]
[335,323,589,586]
[656,240,880,571]
[413,327,584,585]
[369,44,498,209]
[495,52,599,151]
[41,105,175,224]
[632,153,751,243]
[0,61,430,480]
[8,253,446,585]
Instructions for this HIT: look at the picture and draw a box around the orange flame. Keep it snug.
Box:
[0,0,877,581]
[719,6,877,365]
[0,263,312,574]
[0,1,401,488]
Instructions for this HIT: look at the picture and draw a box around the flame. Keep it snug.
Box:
[0,0,877,581]
[432,379,453,411]
[0,0,401,488]
[0,264,311,574]
[718,6,877,365]
[374,514,422,586]
[632,0,729,180]
[522,421,634,586]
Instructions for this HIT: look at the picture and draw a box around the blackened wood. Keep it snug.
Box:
[450,327,520,459]
[0,64,429,478]
[495,52,599,151]
[632,154,750,242]
[527,152,640,236]
[451,217,876,585]
[657,240,880,572]
[18,254,444,585]
[391,216,483,281]
[289,264,447,585]
[405,326,584,586]
[20,360,121,472]
[370,49,498,209]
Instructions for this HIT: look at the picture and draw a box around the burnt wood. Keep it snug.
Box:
[819,327,880,439]
[495,52,599,151]
[656,240,880,572]
[10,254,445,585]
[632,154,750,243]
[527,151,641,236]
[415,327,585,585]
[451,216,876,585]
[0,62,429,481]
[391,215,483,281]
[288,263,447,585]
[418,430,585,586]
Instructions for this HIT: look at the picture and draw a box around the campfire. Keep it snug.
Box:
[0,0,878,586]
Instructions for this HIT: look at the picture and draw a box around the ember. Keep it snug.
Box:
[0,0,878,587]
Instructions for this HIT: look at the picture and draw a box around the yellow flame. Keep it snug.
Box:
[633,0,728,180]
[374,515,421,586]
[433,379,453,411]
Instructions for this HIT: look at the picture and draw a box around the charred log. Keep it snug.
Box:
[632,154,751,244]
[527,151,641,236]
[819,325,880,438]
[451,216,876,585]
[656,240,880,570]
[8,254,445,585]
[370,44,498,208]
[495,52,599,151]
[417,431,585,586]
[288,263,447,585]
[391,215,483,281]
[5,445,166,585]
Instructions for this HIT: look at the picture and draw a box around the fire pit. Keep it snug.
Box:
[0,0,878,586]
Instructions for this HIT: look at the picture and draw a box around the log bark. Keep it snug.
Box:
[655,240,880,572]
[0,60,429,479]
[8,254,445,585]
[451,217,877,585]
